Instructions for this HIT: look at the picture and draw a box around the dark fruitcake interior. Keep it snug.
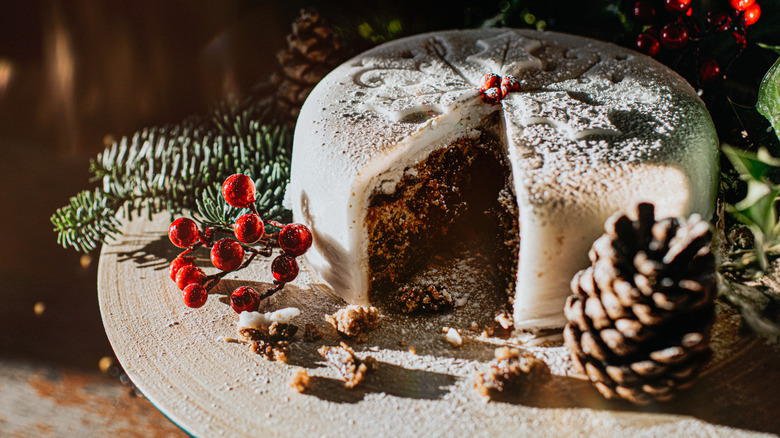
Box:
[365,115,519,307]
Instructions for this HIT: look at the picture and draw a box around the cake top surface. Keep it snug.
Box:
[290,28,715,211]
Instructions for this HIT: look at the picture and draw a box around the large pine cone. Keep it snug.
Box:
[272,9,346,127]
[563,203,717,404]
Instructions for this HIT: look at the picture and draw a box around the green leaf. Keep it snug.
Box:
[732,183,780,242]
[722,144,780,182]
[757,57,780,144]
[723,145,780,243]
[757,43,780,56]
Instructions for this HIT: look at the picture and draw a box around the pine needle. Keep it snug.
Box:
[51,92,292,253]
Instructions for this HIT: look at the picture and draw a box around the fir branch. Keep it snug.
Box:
[51,188,123,253]
[52,91,293,253]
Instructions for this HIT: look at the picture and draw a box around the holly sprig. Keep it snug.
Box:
[170,174,312,313]
[51,89,293,253]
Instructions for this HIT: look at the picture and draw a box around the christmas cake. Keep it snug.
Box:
[284,28,718,329]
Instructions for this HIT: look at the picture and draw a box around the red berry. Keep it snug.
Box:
[664,0,691,15]
[479,73,503,104]
[230,286,261,313]
[706,11,732,32]
[699,58,722,83]
[278,223,313,256]
[234,213,265,244]
[631,0,656,23]
[660,22,690,50]
[169,256,196,281]
[500,76,520,97]
[271,254,299,283]
[729,0,755,12]
[635,33,661,56]
[211,238,245,272]
[744,3,760,25]
[222,174,256,208]
[182,284,208,308]
[481,87,502,104]
[176,266,206,290]
[479,73,501,92]
[168,217,200,248]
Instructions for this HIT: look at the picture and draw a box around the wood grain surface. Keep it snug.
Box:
[98,212,780,437]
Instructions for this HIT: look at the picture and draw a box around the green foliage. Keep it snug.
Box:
[757,57,780,144]
[51,189,123,252]
[722,145,780,273]
[51,93,293,253]
[723,56,780,271]
[721,59,780,341]
[758,43,780,56]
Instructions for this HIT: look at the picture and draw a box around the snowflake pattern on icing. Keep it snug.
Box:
[352,31,653,143]
[512,91,622,141]
[464,32,543,77]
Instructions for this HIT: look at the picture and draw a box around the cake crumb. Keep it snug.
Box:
[325,305,379,342]
[396,284,454,313]
[444,327,463,347]
[288,368,311,393]
[474,347,551,400]
[399,340,407,347]
[494,312,514,330]
[318,342,377,389]
[408,346,417,355]
[303,323,322,342]
[238,324,298,362]
[268,322,298,341]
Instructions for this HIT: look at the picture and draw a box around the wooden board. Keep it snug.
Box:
[98,212,780,437]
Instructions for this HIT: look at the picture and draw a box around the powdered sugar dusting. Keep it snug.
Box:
[287,28,719,330]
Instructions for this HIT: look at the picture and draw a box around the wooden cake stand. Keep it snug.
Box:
[98,212,780,437]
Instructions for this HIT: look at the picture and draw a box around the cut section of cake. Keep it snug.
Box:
[283,29,719,330]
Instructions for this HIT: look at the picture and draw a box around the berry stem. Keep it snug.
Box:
[203,250,260,292]
[265,220,286,229]
[180,243,203,257]
[244,239,276,257]
[259,282,286,301]
[198,222,281,248]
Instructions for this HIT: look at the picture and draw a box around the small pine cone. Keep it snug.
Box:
[564,203,716,404]
[272,9,346,127]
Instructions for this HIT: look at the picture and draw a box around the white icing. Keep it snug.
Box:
[237,308,301,330]
[285,29,719,329]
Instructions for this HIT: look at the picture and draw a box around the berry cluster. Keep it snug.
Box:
[478,73,521,104]
[629,0,761,84]
[167,174,313,313]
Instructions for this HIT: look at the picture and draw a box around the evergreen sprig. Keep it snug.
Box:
[52,90,293,253]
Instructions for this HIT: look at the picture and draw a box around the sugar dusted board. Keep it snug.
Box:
[99,212,780,437]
